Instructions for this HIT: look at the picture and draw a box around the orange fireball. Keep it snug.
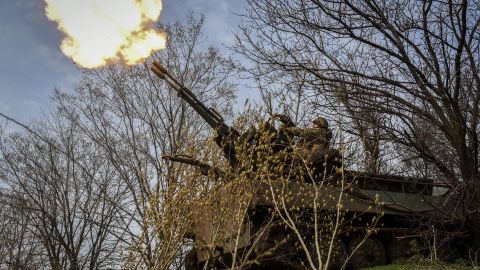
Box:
[45,0,167,68]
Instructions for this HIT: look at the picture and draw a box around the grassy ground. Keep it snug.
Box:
[363,261,478,270]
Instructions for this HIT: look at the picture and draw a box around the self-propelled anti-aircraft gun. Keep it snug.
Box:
[150,61,467,270]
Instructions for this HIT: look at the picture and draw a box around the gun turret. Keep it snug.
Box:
[151,61,239,167]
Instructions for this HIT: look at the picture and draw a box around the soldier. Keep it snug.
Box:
[308,117,331,158]
[283,117,340,176]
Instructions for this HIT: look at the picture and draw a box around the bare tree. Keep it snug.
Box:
[0,190,45,269]
[53,15,237,269]
[235,0,480,249]
[0,116,125,269]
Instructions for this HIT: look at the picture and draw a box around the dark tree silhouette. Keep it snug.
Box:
[235,0,480,248]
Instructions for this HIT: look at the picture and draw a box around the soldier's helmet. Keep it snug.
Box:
[313,117,328,129]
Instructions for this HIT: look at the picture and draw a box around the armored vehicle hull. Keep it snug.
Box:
[185,172,464,270]
[148,62,466,270]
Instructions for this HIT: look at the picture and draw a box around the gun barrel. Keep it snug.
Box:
[163,155,207,168]
[151,61,240,167]
[163,155,228,178]
[150,60,237,135]
[152,61,182,88]
[151,61,220,125]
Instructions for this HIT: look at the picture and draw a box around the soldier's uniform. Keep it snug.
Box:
[283,117,340,176]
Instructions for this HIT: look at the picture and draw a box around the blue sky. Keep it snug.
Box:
[0,0,247,123]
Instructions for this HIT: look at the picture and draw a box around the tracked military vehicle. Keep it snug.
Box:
[150,61,467,269]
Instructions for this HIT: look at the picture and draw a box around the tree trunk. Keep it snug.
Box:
[467,212,480,261]
[466,179,480,261]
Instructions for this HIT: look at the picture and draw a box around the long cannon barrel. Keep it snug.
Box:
[151,61,239,138]
[163,154,211,169]
[151,61,239,166]
[162,154,227,178]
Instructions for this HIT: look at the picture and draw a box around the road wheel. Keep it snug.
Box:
[257,226,300,269]
[348,236,387,269]
[328,239,348,269]
[388,238,417,263]
[436,240,460,262]
[306,238,348,270]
